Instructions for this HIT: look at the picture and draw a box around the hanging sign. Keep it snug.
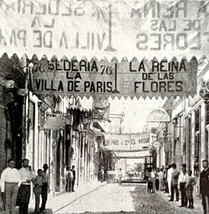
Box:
[31,57,197,98]
[104,133,150,151]
[0,0,208,59]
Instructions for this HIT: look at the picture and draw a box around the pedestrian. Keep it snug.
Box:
[170,163,179,202]
[150,168,156,193]
[71,165,76,192]
[100,166,105,182]
[194,157,200,196]
[147,177,153,193]
[17,158,34,214]
[179,164,187,207]
[164,167,169,193]
[32,169,43,213]
[186,169,196,209]
[167,164,173,196]
[65,166,73,192]
[118,168,123,185]
[200,159,209,214]
[40,163,49,212]
[159,168,164,191]
[155,169,159,191]
[0,158,21,214]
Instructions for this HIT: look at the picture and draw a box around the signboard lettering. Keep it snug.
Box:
[32,57,197,98]
[0,0,208,59]
[104,133,150,151]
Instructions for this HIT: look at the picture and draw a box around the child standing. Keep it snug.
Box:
[186,170,196,209]
[33,169,43,213]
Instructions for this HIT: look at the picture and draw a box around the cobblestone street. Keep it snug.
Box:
[131,184,179,214]
[52,183,202,214]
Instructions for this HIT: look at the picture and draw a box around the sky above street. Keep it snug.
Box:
[108,97,167,133]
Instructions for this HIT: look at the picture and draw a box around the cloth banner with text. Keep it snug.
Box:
[31,57,197,98]
[0,0,208,60]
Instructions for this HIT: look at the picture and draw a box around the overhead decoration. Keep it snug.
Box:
[0,0,208,60]
[104,133,150,151]
[31,57,198,98]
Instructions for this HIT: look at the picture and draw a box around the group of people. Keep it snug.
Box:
[147,163,196,209]
[146,167,166,193]
[65,165,76,192]
[0,158,49,214]
[147,160,209,213]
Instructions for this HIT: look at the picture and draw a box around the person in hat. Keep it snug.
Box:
[186,169,196,209]
[179,164,188,207]
[170,163,179,202]
[17,159,34,214]
[0,159,21,214]
[200,160,209,214]
[40,164,49,212]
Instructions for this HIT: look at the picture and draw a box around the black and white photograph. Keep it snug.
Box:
[0,0,208,213]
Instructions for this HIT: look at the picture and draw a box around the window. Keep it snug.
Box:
[206,102,209,124]
[195,109,200,131]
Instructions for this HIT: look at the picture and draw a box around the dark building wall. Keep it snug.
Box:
[0,102,7,175]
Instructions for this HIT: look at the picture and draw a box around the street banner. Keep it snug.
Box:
[31,57,197,98]
[104,133,150,151]
[0,0,208,60]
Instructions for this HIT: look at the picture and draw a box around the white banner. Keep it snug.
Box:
[104,132,150,151]
[0,0,208,60]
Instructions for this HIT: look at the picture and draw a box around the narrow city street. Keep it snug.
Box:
[54,183,180,214]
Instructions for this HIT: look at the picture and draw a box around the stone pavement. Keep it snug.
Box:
[0,181,107,214]
[156,190,203,214]
[28,181,107,213]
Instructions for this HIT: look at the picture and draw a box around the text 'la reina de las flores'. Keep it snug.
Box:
[32,59,192,95]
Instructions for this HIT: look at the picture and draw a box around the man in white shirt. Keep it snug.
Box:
[167,164,173,196]
[0,158,21,214]
[150,168,156,193]
[40,163,49,212]
[17,159,34,214]
[179,164,188,207]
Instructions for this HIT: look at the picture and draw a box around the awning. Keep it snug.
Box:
[87,128,104,137]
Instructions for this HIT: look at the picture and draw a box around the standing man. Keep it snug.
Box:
[170,163,179,202]
[65,166,73,192]
[200,160,209,214]
[71,165,76,192]
[150,168,156,193]
[167,164,173,196]
[0,159,21,214]
[18,159,34,214]
[179,164,187,207]
[40,164,49,212]
[159,168,164,191]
